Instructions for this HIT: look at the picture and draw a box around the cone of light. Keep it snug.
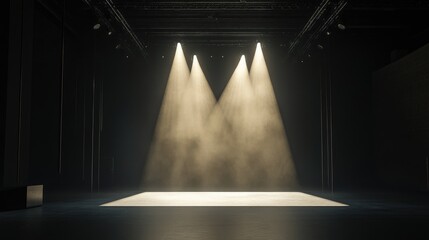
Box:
[248,43,297,187]
[145,43,190,187]
[198,55,255,187]
[169,55,216,187]
[145,49,217,189]
[218,55,254,132]
[145,43,297,190]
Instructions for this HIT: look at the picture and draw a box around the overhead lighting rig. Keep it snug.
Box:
[288,0,348,58]
[113,1,303,11]
[83,0,148,58]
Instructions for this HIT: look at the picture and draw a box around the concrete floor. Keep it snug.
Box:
[1,191,429,240]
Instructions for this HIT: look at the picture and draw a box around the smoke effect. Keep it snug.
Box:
[248,44,297,187]
[144,43,192,187]
[144,43,297,190]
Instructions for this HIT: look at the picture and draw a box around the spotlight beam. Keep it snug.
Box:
[249,43,297,187]
[145,47,217,189]
[145,43,190,187]
[145,43,297,190]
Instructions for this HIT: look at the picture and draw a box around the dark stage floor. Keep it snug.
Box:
[1,191,429,240]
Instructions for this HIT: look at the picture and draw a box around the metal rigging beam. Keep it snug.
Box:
[288,0,348,57]
[83,0,148,57]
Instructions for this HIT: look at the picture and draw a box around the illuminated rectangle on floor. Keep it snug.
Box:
[101,192,347,207]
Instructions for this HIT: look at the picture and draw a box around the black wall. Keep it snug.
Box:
[298,27,429,191]
[3,0,429,194]
[2,0,143,194]
[327,33,391,190]
[373,43,429,190]
[0,0,10,187]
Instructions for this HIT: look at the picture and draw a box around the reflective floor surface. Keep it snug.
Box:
[1,191,429,240]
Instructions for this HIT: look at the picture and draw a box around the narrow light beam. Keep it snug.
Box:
[145,49,216,189]
[144,42,190,188]
[196,55,256,188]
[209,45,298,189]
[249,43,298,188]
[169,55,216,186]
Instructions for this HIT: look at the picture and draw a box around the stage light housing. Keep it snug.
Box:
[337,23,346,30]
[93,23,101,30]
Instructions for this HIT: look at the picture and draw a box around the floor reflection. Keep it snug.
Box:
[123,207,302,240]
[2,192,427,240]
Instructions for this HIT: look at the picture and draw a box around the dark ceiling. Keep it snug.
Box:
[114,0,314,43]
[84,0,429,56]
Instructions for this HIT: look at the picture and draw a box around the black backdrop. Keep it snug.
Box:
[2,0,429,194]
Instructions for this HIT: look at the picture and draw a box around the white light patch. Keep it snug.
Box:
[101,192,347,207]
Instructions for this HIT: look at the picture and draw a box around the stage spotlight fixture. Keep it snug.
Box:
[93,23,101,30]
[326,31,331,36]
[115,44,121,49]
[317,44,324,50]
[108,31,112,35]
[162,55,164,59]
[337,23,346,30]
